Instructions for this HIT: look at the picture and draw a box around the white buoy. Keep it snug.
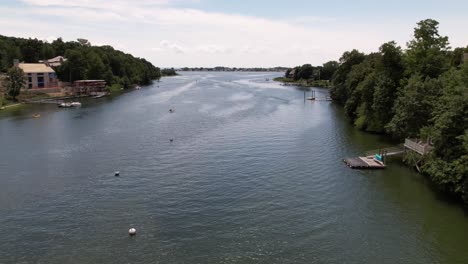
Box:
[115,171,120,176]
[129,228,136,236]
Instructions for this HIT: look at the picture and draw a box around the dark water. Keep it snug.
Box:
[1,72,467,264]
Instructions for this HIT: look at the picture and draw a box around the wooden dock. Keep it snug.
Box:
[343,156,386,169]
[344,140,433,170]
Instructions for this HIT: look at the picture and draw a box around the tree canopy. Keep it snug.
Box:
[4,66,25,100]
[329,19,468,204]
[0,36,161,88]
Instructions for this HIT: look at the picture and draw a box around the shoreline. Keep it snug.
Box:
[273,77,332,88]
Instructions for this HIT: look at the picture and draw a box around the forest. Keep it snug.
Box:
[0,36,162,88]
[329,19,468,204]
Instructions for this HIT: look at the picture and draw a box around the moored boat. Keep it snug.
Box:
[58,102,81,108]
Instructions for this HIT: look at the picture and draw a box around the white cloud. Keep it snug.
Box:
[158,40,186,54]
[2,1,467,67]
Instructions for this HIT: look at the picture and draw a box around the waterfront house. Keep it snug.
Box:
[71,80,107,95]
[287,69,296,78]
[39,56,67,67]
[17,62,59,89]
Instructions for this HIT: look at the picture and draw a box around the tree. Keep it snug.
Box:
[430,64,468,160]
[86,51,106,79]
[330,49,365,104]
[5,66,25,101]
[321,61,339,80]
[1,34,161,87]
[0,43,21,72]
[405,19,450,79]
[20,38,42,63]
[40,45,55,60]
[378,41,404,82]
[386,75,441,138]
[299,64,314,79]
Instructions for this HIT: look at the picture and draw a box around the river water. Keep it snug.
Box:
[1,72,467,263]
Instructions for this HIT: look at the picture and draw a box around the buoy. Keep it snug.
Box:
[115,171,120,176]
[129,228,136,236]
[169,139,174,142]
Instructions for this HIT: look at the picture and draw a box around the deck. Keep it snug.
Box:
[404,139,433,155]
[343,156,386,169]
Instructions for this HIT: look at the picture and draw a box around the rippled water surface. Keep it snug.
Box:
[1,72,467,263]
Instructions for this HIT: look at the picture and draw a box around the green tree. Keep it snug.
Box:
[330,49,365,104]
[299,64,314,79]
[40,45,55,60]
[86,51,106,80]
[5,66,25,101]
[0,43,21,72]
[386,75,441,138]
[321,61,339,80]
[405,19,450,78]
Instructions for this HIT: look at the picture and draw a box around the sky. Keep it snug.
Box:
[0,0,467,67]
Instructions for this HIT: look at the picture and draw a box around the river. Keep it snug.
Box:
[1,72,467,263]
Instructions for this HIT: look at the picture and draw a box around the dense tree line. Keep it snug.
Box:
[161,68,178,76]
[330,19,468,204]
[285,61,339,81]
[0,35,161,88]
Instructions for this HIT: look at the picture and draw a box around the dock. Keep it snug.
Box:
[344,146,405,170]
[343,140,433,170]
[343,156,386,169]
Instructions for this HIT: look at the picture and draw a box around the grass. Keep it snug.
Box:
[0,91,53,111]
[107,84,125,95]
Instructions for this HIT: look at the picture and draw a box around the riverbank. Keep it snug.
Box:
[273,77,332,88]
[0,81,152,111]
[0,92,56,111]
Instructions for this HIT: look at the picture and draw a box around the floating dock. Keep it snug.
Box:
[343,156,386,169]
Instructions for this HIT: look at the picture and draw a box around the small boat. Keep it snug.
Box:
[93,93,107,98]
[169,109,175,113]
[58,102,81,108]
[135,86,141,90]
[58,102,72,108]
[32,114,41,118]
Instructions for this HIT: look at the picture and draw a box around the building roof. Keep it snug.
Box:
[18,63,55,73]
[48,56,66,63]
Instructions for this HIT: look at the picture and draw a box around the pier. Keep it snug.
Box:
[344,156,386,169]
[344,146,404,170]
[344,139,433,170]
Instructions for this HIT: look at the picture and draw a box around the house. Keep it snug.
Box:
[71,80,107,95]
[287,69,296,78]
[17,62,59,89]
[39,56,67,67]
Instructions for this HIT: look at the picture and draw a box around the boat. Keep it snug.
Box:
[93,92,108,98]
[58,102,71,108]
[135,86,141,90]
[58,102,81,108]
[32,114,41,118]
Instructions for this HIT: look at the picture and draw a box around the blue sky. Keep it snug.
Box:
[0,0,467,67]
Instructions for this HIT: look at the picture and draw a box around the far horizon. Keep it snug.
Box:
[1,0,467,68]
